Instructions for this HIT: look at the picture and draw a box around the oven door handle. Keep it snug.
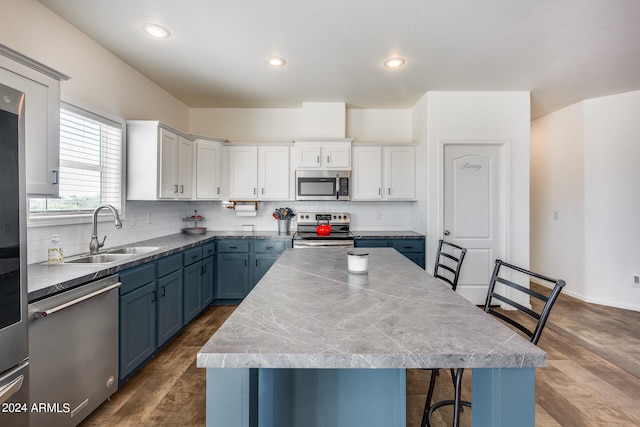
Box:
[293,240,354,248]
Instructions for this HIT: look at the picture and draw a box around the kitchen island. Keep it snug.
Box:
[197,248,545,427]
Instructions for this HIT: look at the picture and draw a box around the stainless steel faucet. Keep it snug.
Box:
[90,204,123,254]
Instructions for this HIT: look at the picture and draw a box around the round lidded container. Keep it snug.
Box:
[347,251,369,274]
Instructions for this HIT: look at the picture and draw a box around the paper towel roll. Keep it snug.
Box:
[235,203,257,216]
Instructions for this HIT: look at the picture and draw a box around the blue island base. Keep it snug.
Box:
[206,367,535,427]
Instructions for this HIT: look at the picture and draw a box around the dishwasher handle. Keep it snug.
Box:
[34,282,121,319]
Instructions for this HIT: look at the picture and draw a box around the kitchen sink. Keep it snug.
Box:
[104,246,164,255]
[64,253,135,264]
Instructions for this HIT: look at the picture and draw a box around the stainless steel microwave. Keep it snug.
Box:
[295,170,351,201]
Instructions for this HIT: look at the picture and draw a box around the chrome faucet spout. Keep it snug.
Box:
[90,204,122,254]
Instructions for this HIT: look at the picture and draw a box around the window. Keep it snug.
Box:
[29,103,123,219]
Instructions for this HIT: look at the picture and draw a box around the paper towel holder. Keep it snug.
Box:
[227,200,259,211]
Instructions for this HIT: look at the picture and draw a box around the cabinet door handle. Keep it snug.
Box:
[378,188,381,195]
[180,185,184,193]
[261,187,265,195]
[217,187,220,195]
[161,286,165,297]
[388,188,391,195]
[151,291,157,302]
[229,246,237,249]
[316,155,320,164]
[244,259,247,267]
[174,185,178,193]
[266,246,274,250]
[52,170,59,185]
[327,155,330,163]
[253,187,257,195]
[255,259,258,267]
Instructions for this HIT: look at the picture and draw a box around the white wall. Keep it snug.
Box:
[583,91,640,310]
[190,107,413,143]
[1,0,195,264]
[423,91,531,282]
[531,90,640,311]
[410,93,429,236]
[531,103,586,298]
[1,0,190,130]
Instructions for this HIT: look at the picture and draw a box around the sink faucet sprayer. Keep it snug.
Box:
[90,204,123,254]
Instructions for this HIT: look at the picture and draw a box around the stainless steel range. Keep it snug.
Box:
[293,212,354,248]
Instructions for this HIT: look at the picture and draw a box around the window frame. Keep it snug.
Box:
[27,101,126,228]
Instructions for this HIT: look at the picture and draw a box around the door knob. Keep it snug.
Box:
[443,230,450,236]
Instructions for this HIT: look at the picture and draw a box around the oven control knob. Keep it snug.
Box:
[333,215,337,219]
[338,215,342,220]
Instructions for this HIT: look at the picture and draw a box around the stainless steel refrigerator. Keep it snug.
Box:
[0,82,29,426]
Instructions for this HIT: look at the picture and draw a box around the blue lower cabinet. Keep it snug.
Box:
[215,239,290,302]
[202,254,215,307]
[216,252,250,299]
[253,254,279,288]
[119,264,157,382]
[157,270,183,346]
[183,261,203,323]
[355,238,426,269]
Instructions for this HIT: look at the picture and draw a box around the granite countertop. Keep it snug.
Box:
[27,231,291,302]
[27,230,425,303]
[197,247,545,370]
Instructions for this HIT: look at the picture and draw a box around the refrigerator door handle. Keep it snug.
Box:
[0,362,27,405]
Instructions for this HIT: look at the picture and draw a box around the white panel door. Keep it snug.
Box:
[258,146,290,200]
[228,146,258,199]
[352,146,382,200]
[443,144,505,304]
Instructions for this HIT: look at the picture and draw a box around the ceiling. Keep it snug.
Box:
[38,0,640,119]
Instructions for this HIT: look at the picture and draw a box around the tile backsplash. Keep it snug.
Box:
[27,200,414,264]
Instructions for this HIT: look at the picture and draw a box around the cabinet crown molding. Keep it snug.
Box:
[0,44,70,81]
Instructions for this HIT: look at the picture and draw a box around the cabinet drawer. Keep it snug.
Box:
[217,240,250,253]
[392,240,425,253]
[354,239,390,248]
[202,242,215,257]
[253,240,286,253]
[183,247,203,266]
[119,263,156,295]
[157,253,182,277]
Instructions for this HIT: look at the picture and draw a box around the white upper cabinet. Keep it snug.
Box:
[0,46,69,197]
[294,140,352,169]
[226,145,291,200]
[227,146,259,199]
[352,146,383,200]
[194,139,222,200]
[352,145,416,201]
[384,146,415,200]
[258,146,290,200]
[126,121,193,200]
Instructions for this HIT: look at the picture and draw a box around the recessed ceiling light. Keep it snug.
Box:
[383,57,406,68]
[268,57,286,67]
[141,23,171,39]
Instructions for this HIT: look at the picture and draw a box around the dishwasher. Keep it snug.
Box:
[28,275,120,426]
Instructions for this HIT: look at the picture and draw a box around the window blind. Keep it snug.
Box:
[29,104,123,214]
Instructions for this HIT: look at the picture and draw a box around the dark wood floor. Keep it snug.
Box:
[81,284,640,427]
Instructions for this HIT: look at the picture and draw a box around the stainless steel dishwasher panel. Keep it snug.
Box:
[28,275,120,427]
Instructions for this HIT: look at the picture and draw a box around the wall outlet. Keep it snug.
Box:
[633,275,640,288]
